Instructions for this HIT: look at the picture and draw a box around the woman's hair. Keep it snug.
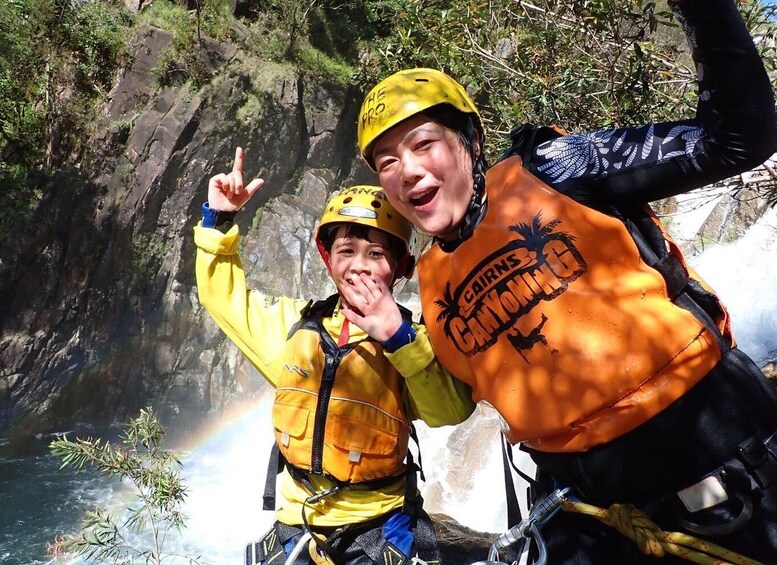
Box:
[423,104,480,158]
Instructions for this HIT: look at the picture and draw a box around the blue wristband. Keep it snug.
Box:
[201,202,236,230]
[382,321,416,353]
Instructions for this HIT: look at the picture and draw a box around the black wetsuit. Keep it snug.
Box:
[492,0,777,562]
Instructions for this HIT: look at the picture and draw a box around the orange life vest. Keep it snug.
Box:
[272,296,410,483]
[418,156,730,453]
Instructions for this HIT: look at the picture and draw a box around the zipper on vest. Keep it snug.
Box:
[311,348,344,474]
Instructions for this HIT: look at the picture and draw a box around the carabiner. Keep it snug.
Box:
[481,487,570,564]
[527,523,548,565]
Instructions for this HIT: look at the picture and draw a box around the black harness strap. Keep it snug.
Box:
[738,432,777,490]
[624,214,732,355]
[263,442,283,511]
[350,509,441,565]
[502,435,524,528]
[653,254,689,301]
[674,432,777,537]
[245,522,303,565]
[413,511,443,564]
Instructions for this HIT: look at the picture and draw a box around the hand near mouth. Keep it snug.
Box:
[340,274,402,342]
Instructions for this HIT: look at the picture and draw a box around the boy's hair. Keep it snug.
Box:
[315,185,416,280]
[319,223,405,263]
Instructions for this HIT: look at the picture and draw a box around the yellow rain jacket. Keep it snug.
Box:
[194,223,475,527]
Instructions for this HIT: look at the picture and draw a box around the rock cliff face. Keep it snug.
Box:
[0,25,378,438]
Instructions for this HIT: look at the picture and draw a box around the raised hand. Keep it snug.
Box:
[340,273,403,342]
[207,146,265,211]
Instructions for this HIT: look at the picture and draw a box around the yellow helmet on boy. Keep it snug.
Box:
[316,185,415,279]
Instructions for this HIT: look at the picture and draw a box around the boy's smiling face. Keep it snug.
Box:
[326,225,399,302]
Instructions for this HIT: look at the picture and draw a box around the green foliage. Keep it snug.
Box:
[2,0,775,200]
[61,0,132,92]
[0,0,50,166]
[140,0,236,90]
[0,162,42,247]
[0,0,131,167]
[48,408,203,564]
[295,42,354,84]
[194,0,235,42]
[239,0,358,84]
[131,233,169,294]
[137,0,192,32]
[354,0,777,161]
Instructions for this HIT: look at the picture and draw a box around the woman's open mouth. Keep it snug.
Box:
[410,187,438,208]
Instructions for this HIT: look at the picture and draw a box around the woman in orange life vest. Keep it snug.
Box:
[194,150,475,564]
[352,0,777,562]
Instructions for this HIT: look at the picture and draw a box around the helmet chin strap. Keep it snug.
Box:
[441,152,488,251]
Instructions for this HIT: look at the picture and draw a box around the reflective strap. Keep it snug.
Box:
[677,474,728,513]
[245,523,291,565]
[380,542,408,565]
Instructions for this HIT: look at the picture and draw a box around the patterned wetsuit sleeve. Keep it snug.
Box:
[529,0,777,205]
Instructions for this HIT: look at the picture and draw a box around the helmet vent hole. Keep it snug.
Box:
[343,197,353,204]
[372,200,381,208]
[416,78,429,83]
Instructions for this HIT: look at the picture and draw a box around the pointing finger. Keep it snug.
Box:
[233,147,244,174]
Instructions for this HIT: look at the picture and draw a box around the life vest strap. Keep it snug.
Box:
[263,442,284,511]
[652,254,688,300]
[262,444,410,511]
[624,213,732,355]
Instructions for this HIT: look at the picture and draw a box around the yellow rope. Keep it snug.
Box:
[307,533,337,565]
[562,500,764,565]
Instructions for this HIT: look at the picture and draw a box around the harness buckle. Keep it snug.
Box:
[677,460,758,537]
[306,484,344,505]
[738,434,777,488]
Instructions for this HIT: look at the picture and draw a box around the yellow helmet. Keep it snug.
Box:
[358,68,483,170]
[316,185,415,278]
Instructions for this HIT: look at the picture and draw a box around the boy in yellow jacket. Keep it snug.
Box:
[194,147,475,564]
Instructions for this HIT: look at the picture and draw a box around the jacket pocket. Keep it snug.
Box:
[272,402,312,466]
[325,412,401,456]
[324,412,409,482]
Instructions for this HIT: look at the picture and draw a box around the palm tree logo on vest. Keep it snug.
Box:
[434,214,586,361]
